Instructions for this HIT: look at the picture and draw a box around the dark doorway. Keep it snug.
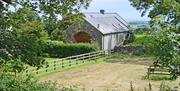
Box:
[74,31,92,43]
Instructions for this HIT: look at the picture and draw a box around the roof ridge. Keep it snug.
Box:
[84,12,128,25]
[83,12,118,14]
[113,13,128,26]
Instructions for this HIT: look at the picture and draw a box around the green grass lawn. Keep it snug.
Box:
[21,55,110,77]
[144,74,173,81]
[129,33,154,46]
[44,57,60,61]
[128,33,157,56]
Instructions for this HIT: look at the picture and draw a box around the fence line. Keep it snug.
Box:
[24,50,113,76]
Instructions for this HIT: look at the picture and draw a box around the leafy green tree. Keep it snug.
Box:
[50,28,66,41]
[152,29,179,78]
[0,21,47,73]
[0,0,91,73]
[51,12,84,41]
[19,0,90,35]
[0,6,48,73]
[129,0,180,78]
[8,7,41,30]
[129,0,180,26]
[0,2,10,30]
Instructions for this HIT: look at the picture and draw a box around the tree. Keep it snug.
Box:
[129,0,180,27]
[0,21,47,73]
[0,6,48,73]
[0,0,91,73]
[51,12,84,41]
[152,28,180,79]
[19,0,91,35]
[129,0,180,78]
[8,7,41,30]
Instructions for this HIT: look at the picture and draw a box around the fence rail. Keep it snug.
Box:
[24,50,113,76]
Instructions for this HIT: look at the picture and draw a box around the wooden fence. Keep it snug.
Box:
[24,50,113,76]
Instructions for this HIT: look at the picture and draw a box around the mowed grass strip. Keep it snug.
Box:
[21,55,108,77]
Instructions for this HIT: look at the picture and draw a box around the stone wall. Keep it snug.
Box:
[114,45,144,52]
[66,20,103,49]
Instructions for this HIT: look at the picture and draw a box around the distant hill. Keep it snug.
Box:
[128,21,150,29]
[128,21,149,25]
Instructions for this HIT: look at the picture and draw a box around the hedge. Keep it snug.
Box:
[43,41,99,58]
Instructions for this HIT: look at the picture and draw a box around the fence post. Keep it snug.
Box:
[104,50,106,57]
[54,60,56,70]
[69,59,71,66]
[36,67,38,74]
[46,62,48,72]
[76,58,78,65]
[82,55,85,63]
[89,53,91,62]
[62,59,64,68]
[95,52,97,62]
[101,51,103,58]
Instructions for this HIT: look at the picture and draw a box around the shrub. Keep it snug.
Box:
[129,82,173,91]
[152,30,180,79]
[0,21,48,73]
[124,33,135,44]
[129,33,157,56]
[0,73,59,91]
[134,27,151,34]
[43,41,99,57]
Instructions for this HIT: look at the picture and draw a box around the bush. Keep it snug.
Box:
[128,33,157,56]
[0,21,48,73]
[134,27,151,34]
[124,33,135,44]
[43,41,99,57]
[152,30,180,79]
[0,73,59,91]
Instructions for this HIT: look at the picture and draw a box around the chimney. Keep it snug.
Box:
[100,9,105,14]
[97,24,100,28]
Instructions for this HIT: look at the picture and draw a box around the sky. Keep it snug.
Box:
[82,0,150,22]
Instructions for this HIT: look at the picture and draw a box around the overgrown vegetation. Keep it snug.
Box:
[124,33,135,44]
[0,0,91,90]
[129,82,173,91]
[152,30,180,79]
[0,0,179,90]
[0,18,47,74]
[129,0,180,79]
[0,0,91,71]
[0,73,60,91]
[43,41,99,58]
[128,33,157,56]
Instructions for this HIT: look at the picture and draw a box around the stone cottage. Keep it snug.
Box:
[66,11,130,50]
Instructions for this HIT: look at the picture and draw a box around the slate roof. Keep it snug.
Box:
[84,12,130,35]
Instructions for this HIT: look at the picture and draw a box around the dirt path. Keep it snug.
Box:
[39,57,180,91]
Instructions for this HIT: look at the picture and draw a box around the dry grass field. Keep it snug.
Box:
[40,56,180,91]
